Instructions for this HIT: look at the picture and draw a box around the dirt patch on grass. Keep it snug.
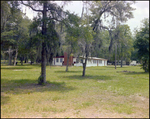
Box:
[13,70,26,71]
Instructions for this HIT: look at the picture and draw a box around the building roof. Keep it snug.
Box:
[79,56,107,61]
[53,56,75,58]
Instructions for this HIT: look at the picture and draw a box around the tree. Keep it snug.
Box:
[1,2,30,66]
[134,18,149,72]
[88,1,135,69]
[116,25,133,67]
[17,16,32,65]
[108,24,133,68]
[21,1,70,85]
[78,9,95,76]
[89,1,135,32]
[61,12,80,72]
[91,30,110,58]
[79,25,94,76]
[1,1,11,32]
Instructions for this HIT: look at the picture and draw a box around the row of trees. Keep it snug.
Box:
[1,1,149,85]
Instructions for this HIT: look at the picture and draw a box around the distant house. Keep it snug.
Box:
[74,56,107,67]
[130,60,137,66]
[52,52,76,66]
[52,52,107,67]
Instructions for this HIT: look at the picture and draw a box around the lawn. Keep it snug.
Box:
[1,64,149,118]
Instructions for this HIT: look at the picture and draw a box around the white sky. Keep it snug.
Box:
[21,1,149,33]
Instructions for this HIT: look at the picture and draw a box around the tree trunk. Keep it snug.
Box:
[14,48,18,66]
[40,42,46,84]
[39,2,47,85]
[66,53,70,72]
[82,57,88,77]
[49,53,53,69]
[46,57,49,65]
[8,47,12,65]
[24,58,27,63]
[115,43,117,69]
[121,57,123,67]
[21,60,23,65]
[8,52,12,65]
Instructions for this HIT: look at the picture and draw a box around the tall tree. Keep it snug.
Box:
[62,12,80,71]
[88,1,135,69]
[1,1,11,32]
[116,25,133,67]
[79,25,94,76]
[1,1,29,66]
[21,1,70,84]
[134,18,149,72]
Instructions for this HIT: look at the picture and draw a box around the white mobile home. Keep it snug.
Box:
[74,56,107,67]
[52,52,107,67]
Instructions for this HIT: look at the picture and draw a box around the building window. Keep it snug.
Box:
[60,58,63,62]
[56,58,59,62]
[93,60,97,64]
[88,59,91,63]
[99,60,102,64]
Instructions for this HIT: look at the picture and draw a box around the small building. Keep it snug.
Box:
[74,56,107,67]
[52,52,76,66]
[130,60,137,66]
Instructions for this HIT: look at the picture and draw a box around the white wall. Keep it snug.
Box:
[74,63,83,66]
[52,58,64,66]
[86,59,97,67]
[52,57,107,67]
[73,58,76,63]
[105,60,107,66]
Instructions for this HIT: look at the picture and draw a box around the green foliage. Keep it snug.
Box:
[116,24,134,62]
[134,18,149,72]
[92,30,110,58]
[1,1,11,32]
[29,13,60,65]
[62,12,80,53]
[1,2,31,50]
[89,1,135,32]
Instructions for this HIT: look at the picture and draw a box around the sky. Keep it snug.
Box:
[21,1,149,33]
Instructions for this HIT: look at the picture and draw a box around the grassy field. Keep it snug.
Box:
[1,64,149,118]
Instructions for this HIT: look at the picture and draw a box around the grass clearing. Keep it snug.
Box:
[1,64,149,118]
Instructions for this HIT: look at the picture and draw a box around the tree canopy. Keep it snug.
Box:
[134,18,149,72]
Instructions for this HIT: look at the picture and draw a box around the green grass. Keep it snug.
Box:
[1,64,149,118]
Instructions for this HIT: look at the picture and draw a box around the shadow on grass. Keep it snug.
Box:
[1,93,10,105]
[1,79,76,96]
[55,71,81,73]
[120,72,149,75]
[61,74,113,81]
[106,66,129,68]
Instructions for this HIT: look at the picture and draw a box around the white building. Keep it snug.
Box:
[52,53,107,67]
[52,55,76,66]
[74,56,107,67]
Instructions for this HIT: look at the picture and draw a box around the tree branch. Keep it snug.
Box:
[21,1,43,12]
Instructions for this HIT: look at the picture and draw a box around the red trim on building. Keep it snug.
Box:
[53,53,75,66]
